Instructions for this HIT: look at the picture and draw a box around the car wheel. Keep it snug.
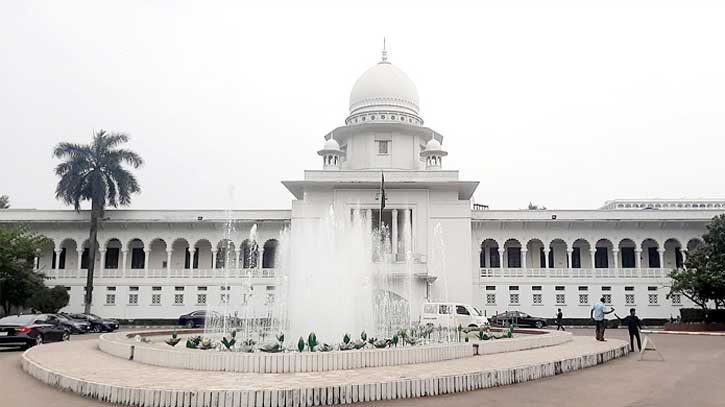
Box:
[186,321,195,329]
[92,325,101,333]
[535,321,544,329]
[35,334,44,346]
[62,330,71,341]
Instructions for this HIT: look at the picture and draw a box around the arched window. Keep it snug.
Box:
[262,239,279,268]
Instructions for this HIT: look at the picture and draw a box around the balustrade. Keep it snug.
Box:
[480,267,668,280]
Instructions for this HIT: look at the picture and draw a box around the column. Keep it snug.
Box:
[681,248,687,265]
[121,249,128,275]
[53,249,62,270]
[143,249,150,273]
[365,209,373,231]
[189,247,196,271]
[211,249,217,270]
[658,248,665,269]
[99,249,106,275]
[258,247,264,270]
[391,209,399,260]
[543,249,550,269]
[590,248,596,270]
[77,249,84,271]
[33,256,39,270]
[498,248,505,268]
[521,249,527,270]
[166,249,173,270]
[612,249,619,270]
[635,249,642,271]
[567,249,573,269]
[233,249,239,269]
[402,209,412,257]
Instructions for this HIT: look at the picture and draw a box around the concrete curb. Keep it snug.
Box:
[642,329,725,336]
[22,339,628,407]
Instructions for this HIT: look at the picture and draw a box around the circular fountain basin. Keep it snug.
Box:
[98,329,571,374]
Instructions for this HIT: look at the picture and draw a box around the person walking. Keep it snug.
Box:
[615,308,643,352]
[590,297,614,341]
[555,308,565,331]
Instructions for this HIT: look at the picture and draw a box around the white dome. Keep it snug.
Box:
[348,61,420,117]
[323,138,341,151]
[425,138,442,151]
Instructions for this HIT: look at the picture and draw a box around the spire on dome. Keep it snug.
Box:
[380,37,389,63]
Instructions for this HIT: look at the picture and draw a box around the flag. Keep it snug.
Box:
[379,171,386,232]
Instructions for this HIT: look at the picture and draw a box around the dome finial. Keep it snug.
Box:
[381,37,388,63]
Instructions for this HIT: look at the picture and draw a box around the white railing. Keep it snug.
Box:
[46,268,278,280]
[480,267,667,279]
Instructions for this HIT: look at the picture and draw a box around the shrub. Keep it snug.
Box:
[27,285,69,313]
[680,308,707,323]
[705,309,725,323]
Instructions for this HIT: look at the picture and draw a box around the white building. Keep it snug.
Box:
[2,50,723,323]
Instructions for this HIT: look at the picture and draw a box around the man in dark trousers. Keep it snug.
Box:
[555,308,565,331]
[591,297,615,341]
[615,308,643,352]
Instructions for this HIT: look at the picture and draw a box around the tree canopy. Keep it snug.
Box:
[28,285,70,313]
[0,226,50,315]
[0,195,9,209]
[669,214,725,309]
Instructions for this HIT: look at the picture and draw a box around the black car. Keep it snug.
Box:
[178,310,220,328]
[490,311,548,329]
[0,314,70,349]
[53,313,91,334]
[65,313,119,332]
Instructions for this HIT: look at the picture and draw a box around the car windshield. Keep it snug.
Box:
[55,314,70,320]
[0,315,36,325]
[472,307,483,316]
[87,313,102,320]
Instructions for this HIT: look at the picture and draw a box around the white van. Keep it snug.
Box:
[421,302,489,329]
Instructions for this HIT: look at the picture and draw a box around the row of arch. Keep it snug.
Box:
[39,237,280,271]
[479,237,704,269]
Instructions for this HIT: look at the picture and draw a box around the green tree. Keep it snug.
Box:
[0,195,9,209]
[53,130,143,313]
[28,285,70,313]
[0,226,50,315]
[669,214,725,309]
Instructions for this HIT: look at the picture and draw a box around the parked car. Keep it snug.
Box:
[178,310,220,328]
[53,313,91,334]
[64,313,119,333]
[489,311,548,329]
[421,302,490,329]
[0,314,70,349]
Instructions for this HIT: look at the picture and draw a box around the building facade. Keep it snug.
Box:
[1,51,723,322]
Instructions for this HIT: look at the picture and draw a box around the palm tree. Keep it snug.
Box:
[53,130,143,313]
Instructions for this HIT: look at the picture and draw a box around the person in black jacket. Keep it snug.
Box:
[615,308,642,352]
[555,308,565,331]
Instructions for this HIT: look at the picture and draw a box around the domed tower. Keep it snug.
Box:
[317,137,343,170]
[420,138,448,170]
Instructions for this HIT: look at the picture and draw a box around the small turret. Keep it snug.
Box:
[420,138,447,170]
[317,138,344,170]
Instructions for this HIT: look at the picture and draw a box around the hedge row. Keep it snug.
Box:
[679,308,725,323]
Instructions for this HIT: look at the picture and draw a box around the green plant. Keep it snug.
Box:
[297,336,305,352]
[343,333,351,344]
[198,337,214,350]
[276,332,285,344]
[360,330,367,342]
[308,332,318,352]
[239,338,255,353]
[165,329,181,347]
[221,330,237,351]
[392,335,399,347]
[186,335,202,349]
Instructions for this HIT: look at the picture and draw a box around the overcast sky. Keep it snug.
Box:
[1,1,724,211]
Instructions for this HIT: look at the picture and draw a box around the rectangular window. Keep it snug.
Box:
[486,294,496,305]
[128,293,138,305]
[175,286,184,291]
[377,140,390,154]
[489,248,500,268]
[625,286,634,291]
[621,248,636,268]
[151,294,161,305]
[578,286,588,291]
[625,294,635,305]
[602,294,612,305]
[131,248,145,269]
[510,293,519,305]
[105,247,120,269]
[105,294,115,305]
[594,247,609,268]
[485,285,496,291]
[509,285,519,291]
[648,247,660,268]
[197,286,207,291]
[507,247,521,268]
[555,294,566,305]
[532,285,542,291]
[174,294,184,305]
[648,294,658,305]
[107,286,116,291]
[555,286,565,291]
[533,293,542,304]
[572,247,581,269]
[129,286,139,291]
[197,293,207,305]
[152,286,162,291]
[671,294,681,305]
[602,286,611,291]
[648,286,658,291]
[579,294,588,305]
[220,293,229,304]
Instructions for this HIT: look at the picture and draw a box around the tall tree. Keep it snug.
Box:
[53,130,143,313]
[0,195,9,209]
[0,226,50,315]
[669,214,725,309]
